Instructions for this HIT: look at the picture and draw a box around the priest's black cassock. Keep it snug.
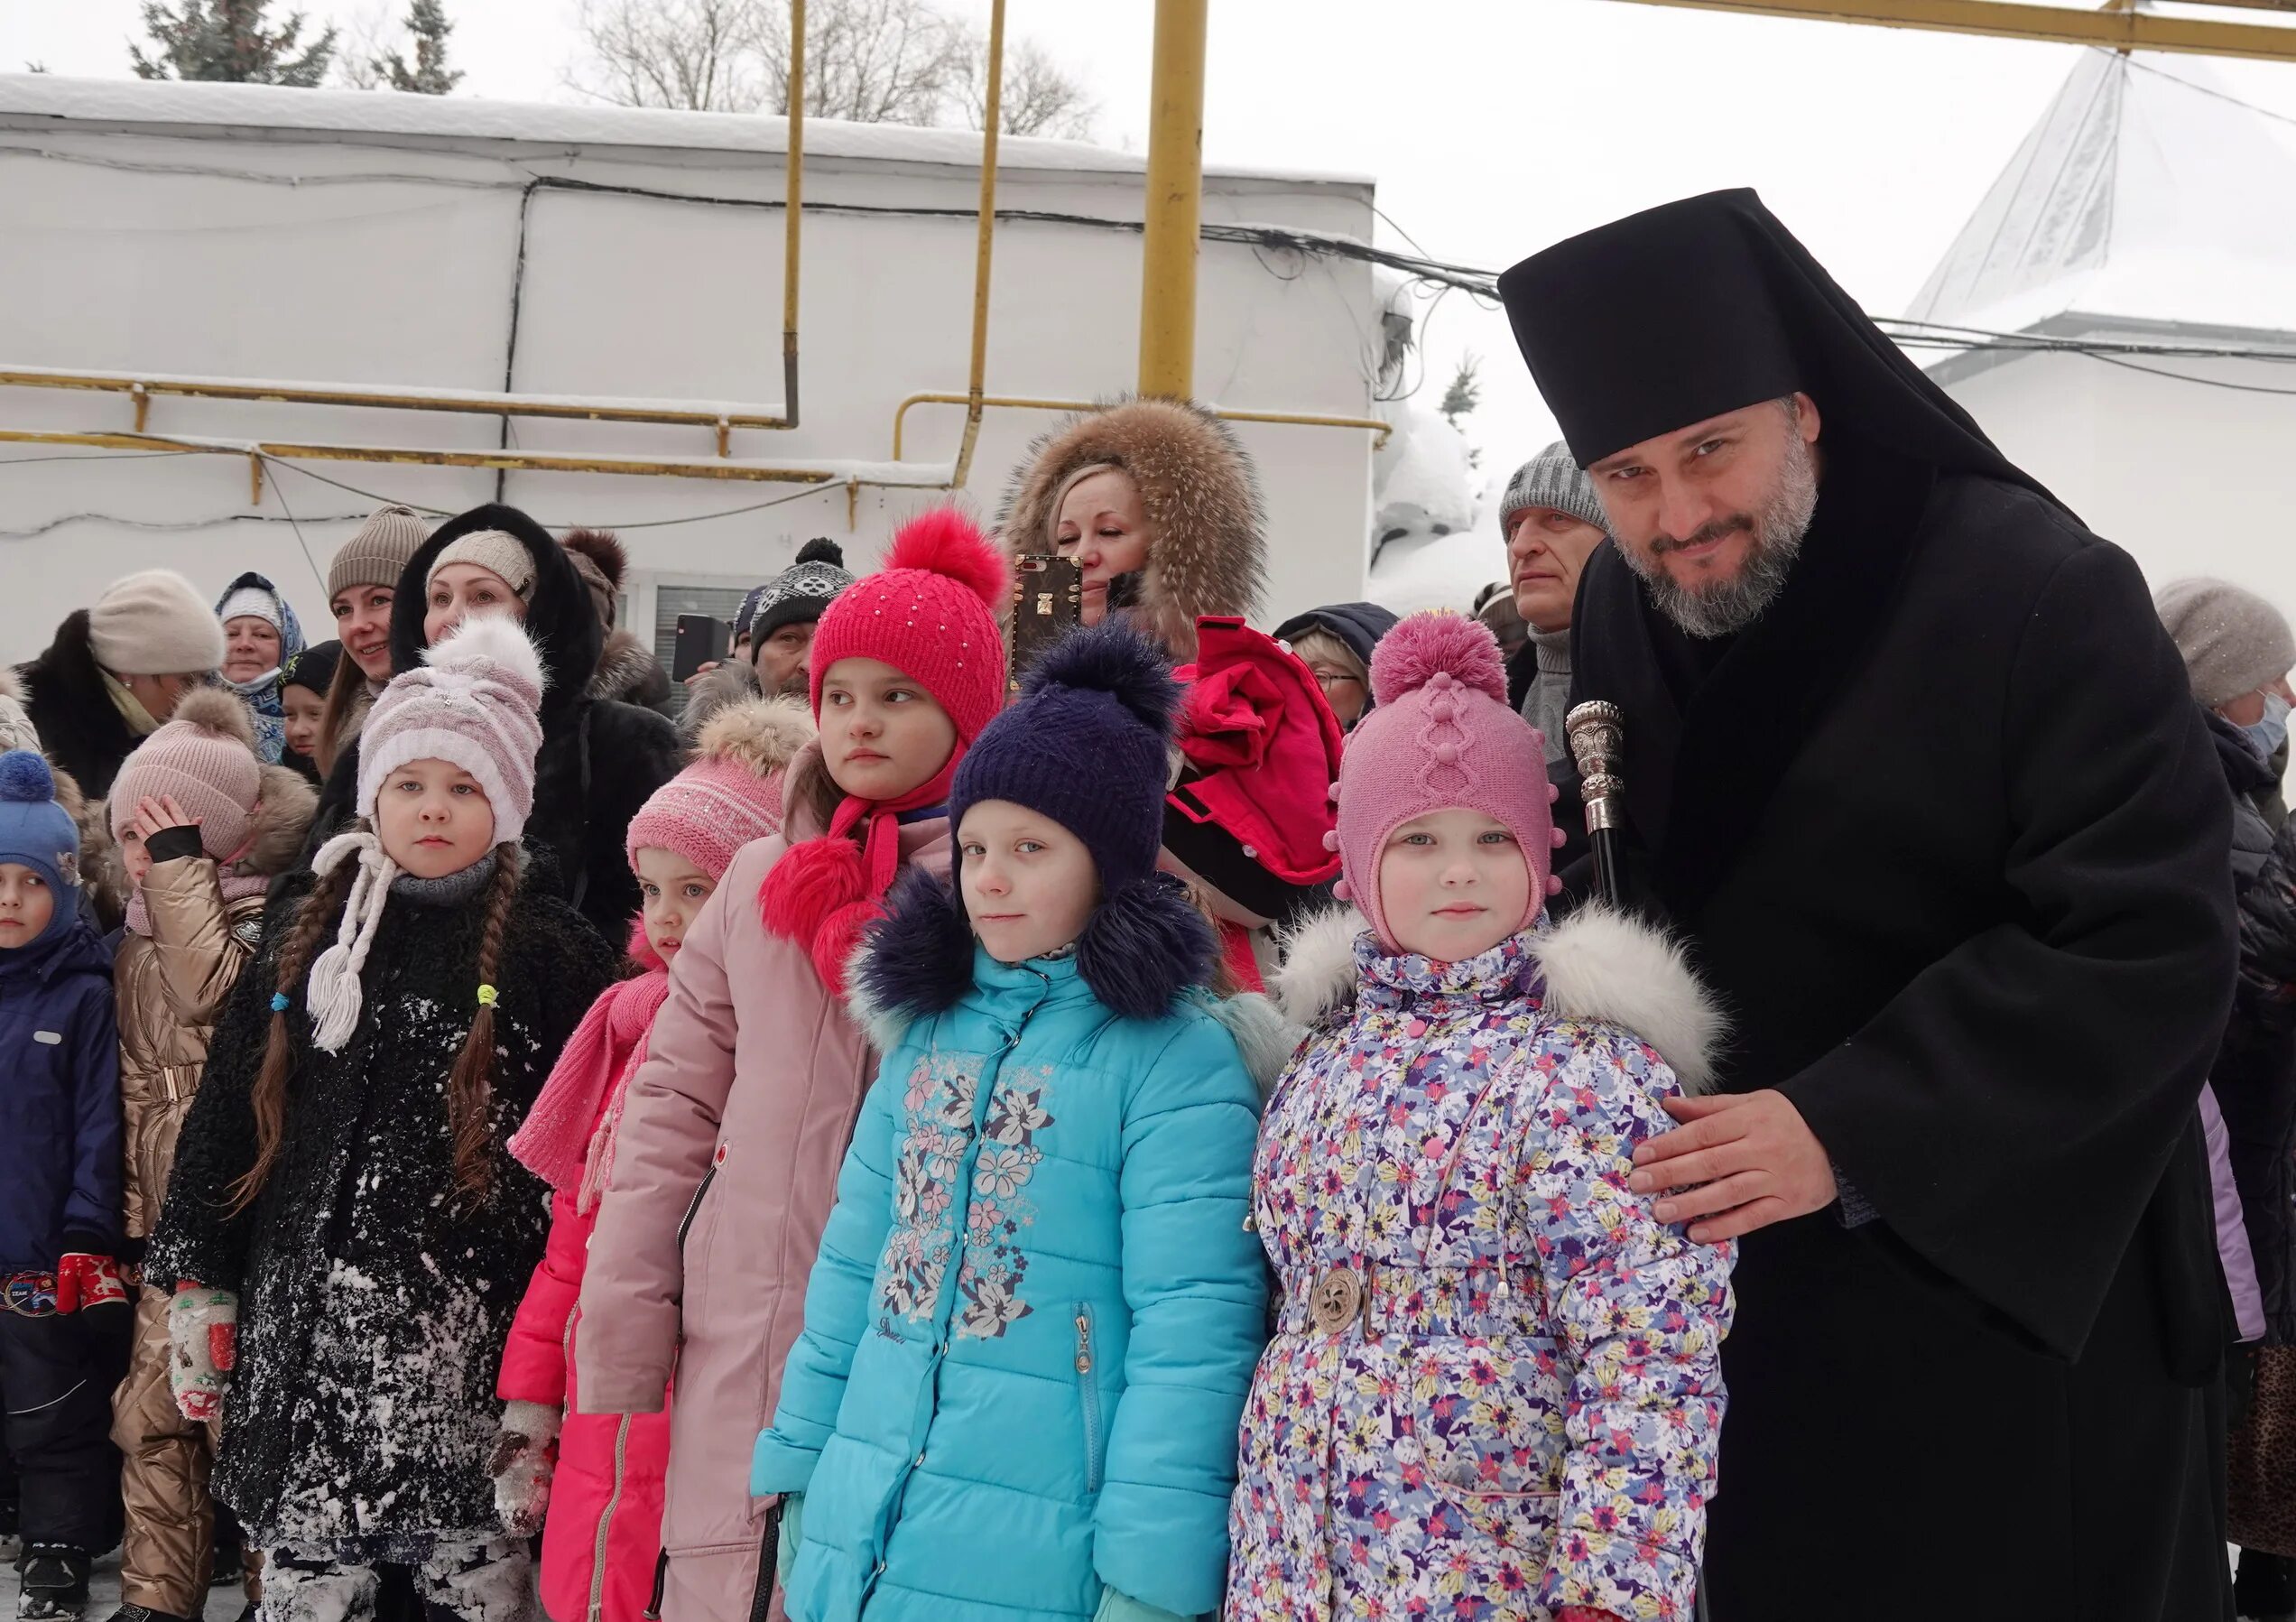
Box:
[1504,190,2239,1621]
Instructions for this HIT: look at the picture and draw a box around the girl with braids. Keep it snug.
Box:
[146,616,616,1622]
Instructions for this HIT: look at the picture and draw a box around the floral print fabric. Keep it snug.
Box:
[1227,928,1736,1622]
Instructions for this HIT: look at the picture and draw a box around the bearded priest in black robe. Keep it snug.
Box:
[1503,190,2239,1621]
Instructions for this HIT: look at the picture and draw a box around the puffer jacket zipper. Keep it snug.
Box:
[677,1145,724,1249]
[588,1413,635,1622]
[1075,1302,1104,1494]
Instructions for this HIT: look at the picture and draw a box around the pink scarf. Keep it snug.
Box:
[125,867,272,938]
[508,924,672,1211]
[757,756,958,996]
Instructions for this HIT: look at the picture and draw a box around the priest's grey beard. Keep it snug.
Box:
[1625,429,1820,640]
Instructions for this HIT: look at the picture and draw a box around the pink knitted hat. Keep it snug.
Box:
[1334,611,1561,950]
[625,696,815,881]
[110,688,264,862]
[356,615,547,846]
[805,507,1010,746]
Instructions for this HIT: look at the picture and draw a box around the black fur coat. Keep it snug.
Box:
[16,610,143,800]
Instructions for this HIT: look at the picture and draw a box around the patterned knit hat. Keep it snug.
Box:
[1335,612,1560,950]
[753,538,855,645]
[1498,440,1608,538]
[282,640,344,697]
[88,570,227,677]
[625,696,815,880]
[0,750,82,946]
[357,615,548,846]
[428,529,539,602]
[951,623,1177,895]
[2155,577,2296,709]
[806,512,1007,744]
[110,688,264,863]
[328,505,431,601]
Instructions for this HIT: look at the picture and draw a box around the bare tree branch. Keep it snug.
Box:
[566,0,771,113]
[951,32,1097,140]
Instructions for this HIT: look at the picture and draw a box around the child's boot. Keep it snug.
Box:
[16,1544,89,1620]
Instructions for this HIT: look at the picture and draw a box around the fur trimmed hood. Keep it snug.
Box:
[995,396,1265,662]
[1273,904,1725,1091]
[588,627,672,714]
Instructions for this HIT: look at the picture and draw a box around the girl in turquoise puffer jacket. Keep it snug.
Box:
[751,624,1278,1622]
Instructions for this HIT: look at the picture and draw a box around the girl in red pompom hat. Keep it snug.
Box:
[570,507,1008,1622]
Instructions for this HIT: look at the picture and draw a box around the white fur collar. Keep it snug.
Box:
[1272,904,1724,1092]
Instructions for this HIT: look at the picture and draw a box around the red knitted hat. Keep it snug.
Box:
[806,508,1009,745]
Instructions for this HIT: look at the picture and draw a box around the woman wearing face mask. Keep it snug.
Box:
[212,572,307,767]
[2157,578,2294,882]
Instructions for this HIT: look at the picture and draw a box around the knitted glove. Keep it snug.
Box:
[488,1399,562,1535]
[1092,1591,1192,1622]
[54,1253,126,1314]
[168,1282,237,1423]
[773,1492,805,1588]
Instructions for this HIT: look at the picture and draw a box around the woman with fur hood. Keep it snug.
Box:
[310,503,683,941]
[17,571,227,802]
[104,689,316,1622]
[0,672,125,932]
[1228,614,1735,1622]
[998,396,1340,989]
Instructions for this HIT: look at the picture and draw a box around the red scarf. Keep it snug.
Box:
[758,757,956,996]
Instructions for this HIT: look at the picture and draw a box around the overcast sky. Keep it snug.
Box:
[11,0,2296,482]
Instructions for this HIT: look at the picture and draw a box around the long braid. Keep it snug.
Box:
[447,843,523,1200]
[227,854,358,1213]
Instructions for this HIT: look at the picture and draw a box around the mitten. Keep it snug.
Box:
[168,1282,237,1423]
[54,1253,126,1314]
[775,1492,804,1586]
[1092,1590,1192,1622]
[488,1399,562,1535]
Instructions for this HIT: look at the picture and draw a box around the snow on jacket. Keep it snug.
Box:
[309,504,683,941]
[109,766,314,1247]
[1227,905,1735,1622]
[750,870,1272,1622]
[148,861,616,1547]
[0,917,119,1272]
[499,969,674,1622]
[574,779,950,1622]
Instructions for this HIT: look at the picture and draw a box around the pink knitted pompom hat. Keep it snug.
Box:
[625,695,815,881]
[1333,610,1562,950]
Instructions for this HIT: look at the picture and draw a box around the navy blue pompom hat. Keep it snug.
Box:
[0,749,84,948]
[949,622,1179,895]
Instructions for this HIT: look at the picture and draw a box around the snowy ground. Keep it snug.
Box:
[0,1547,244,1622]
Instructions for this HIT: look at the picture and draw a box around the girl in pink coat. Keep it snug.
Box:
[570,511,1010,1622]
[489,696,815,1622]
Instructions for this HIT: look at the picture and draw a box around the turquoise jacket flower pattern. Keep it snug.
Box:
[1227,926,1736,1622]
[752,941,1267,1622]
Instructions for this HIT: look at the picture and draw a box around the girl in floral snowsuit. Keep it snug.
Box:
[1228,613,1736,1622]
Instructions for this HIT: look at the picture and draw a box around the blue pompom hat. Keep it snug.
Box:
[0,750,84,948]
[949,622,1180,896]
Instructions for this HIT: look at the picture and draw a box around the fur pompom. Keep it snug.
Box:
[167,686,260,747]
[0,748,57,803]
[560,527,629,588]
[1369,610,1507,709]
[884,507,1009,609]
[760,833,866,941]
[695,695,816,778]
[811,900,883,997]
[1022,621,1180,737]
[795,537,845,568]
[850,867,975,1039]
[423,612,549,697]
[1075,874,1217,1020]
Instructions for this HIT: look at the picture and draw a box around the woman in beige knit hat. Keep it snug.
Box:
[313,505,430,777]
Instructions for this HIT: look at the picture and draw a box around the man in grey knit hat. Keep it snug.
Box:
[1497,440,1610,763]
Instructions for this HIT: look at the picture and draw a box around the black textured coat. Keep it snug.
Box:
[1561,450,2239,1621]
[2219,818,2296,1346]
[16,611,143,801]
[307,505,684,939]
[148,866,616,1546]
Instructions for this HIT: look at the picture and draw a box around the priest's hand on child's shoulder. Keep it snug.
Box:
[1627,1089,1838,1243]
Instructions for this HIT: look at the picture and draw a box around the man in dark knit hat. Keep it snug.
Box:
[1504,189,2236,1621]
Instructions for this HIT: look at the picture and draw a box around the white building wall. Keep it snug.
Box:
[1940,347,2296,603]
[0,79,1381,660]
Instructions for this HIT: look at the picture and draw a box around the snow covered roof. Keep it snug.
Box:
[1908,49,2296,338]
[0,74,1373,191]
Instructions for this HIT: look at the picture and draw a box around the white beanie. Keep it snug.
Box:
[217,585,283,634]
[427,529,539,601]
[2155,577,2296,709]
[88,570,227,677]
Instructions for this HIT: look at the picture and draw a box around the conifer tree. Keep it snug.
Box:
[380,0,463,96]
[131,0,338,88]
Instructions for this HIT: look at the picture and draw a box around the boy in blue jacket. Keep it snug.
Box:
[752,626,1274,1622]
[0,750,127,1620]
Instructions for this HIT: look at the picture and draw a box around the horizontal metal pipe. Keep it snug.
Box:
[1604,0,2296,60]
[893,391,1392,460]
